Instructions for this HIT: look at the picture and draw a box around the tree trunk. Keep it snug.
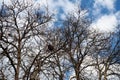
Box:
[104,69,107,80]
[15,41,21,80]
[75,64,80,80]
[98,71,102,80]
[59,75,63,80]
[15,72,19,80]
[75,70,80,80]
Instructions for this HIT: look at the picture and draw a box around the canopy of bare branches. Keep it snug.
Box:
[0,0,120,80]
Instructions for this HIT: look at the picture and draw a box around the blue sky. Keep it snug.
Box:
[36,0,120,32]
[0,0,120,32]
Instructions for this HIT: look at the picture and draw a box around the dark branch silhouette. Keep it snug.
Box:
[48,44,54,51]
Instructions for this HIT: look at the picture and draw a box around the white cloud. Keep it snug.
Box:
[36,0,76,14]
[34,0,78,22]
[92,0,116,16]
[91,14,118,32]
[92,0,120,33]
[94,0,116,10]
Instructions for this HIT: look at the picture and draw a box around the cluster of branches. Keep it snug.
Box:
[0,0,120,80]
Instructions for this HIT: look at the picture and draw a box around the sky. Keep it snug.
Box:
[35,0,120,32]
[0,0,120,32]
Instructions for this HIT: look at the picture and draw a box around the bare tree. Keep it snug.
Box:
[0,0,53,80]
[58,9,112,80]
[92,28,120,80]
[0,0,119,80]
